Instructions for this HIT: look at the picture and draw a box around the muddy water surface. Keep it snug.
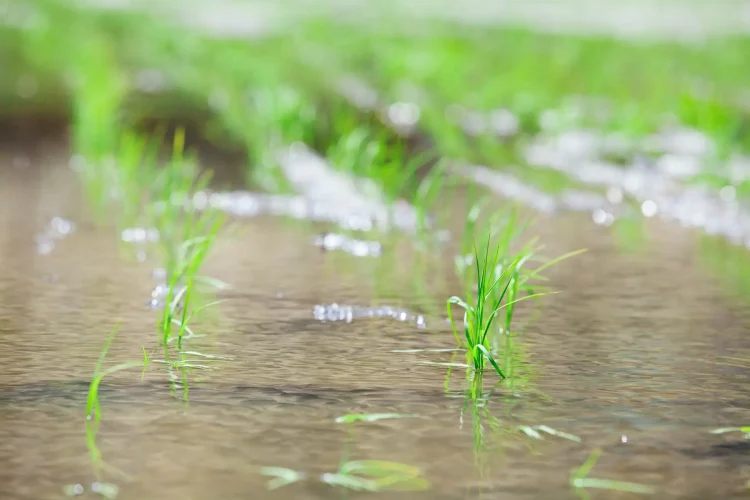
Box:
[1,139,749,499]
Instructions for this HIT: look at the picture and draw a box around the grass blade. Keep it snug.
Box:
[475,345,506,378]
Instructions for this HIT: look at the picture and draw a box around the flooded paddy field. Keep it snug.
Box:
[1,1,750,499]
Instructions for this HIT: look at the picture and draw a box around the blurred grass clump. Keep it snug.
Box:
[1,0,749,193]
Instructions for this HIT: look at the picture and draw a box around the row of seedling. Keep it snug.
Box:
[73,124,228,494]
[91,126,228,386]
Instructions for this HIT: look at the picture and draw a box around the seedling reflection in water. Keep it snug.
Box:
[262,411,429,492]
[261,460,428,493]
[335,413,420,424]
[710,426,750,438]
[84,325,145,497]
[571,449,655,499]
[85,324,230,493]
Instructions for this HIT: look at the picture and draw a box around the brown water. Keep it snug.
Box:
[1,137,749,500]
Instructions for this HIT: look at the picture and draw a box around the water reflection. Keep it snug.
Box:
[3,142,750,499]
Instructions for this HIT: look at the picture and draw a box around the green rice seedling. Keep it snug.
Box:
[146,129,211,253]
[158,231,224,348]
[447,236,550,385]
[436,319,538,400]
[157,243,225,401]
[24,14,128,213]
[112,129,163,222]
[231,85,318,193]
[377,146,439,228]
[452,205,584,387]
[113,128,228,399]
[570,449,655,499]
[14,0,750,188]
[455,197,495,277]
[325,126,435,213]
[327,127,384,178]
[19,3,125,170]
[414,158,449,233]
[137,129,225,345]
[422,107,474,160]
[152,347,230,401]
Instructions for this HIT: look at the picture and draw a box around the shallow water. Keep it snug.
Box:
[1,138,750,500]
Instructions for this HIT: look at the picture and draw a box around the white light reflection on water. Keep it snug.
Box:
[313,303,427,328]
[336,75,750,247]
[35,216,76,255]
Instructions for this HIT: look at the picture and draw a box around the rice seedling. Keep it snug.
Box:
[149,172,226,397]
[323,123,439,222]
[157,231,224,348]
[13,0,750,182]
[570,449,655,499]
[455,197,494,276]
[446,235,549,384]
[219,84,318,193]
[152,349,230,401]
[143,132,231,402]
[74,123,227,396]
[326,127,385,180]
[132,129,226,347]
[414,158,450,233]
[448,204,584,395]
[76,125,229,399]
[367,143,436,212]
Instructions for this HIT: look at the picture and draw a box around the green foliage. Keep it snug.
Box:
[448,236,544,380]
